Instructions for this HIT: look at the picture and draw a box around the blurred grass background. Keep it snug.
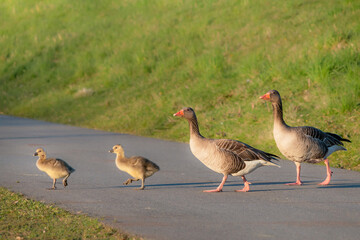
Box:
[0,0,359,170]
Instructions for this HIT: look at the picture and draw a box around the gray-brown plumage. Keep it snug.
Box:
[174,107,279,192]
[260,89,351,185]
[109,144,160,190]
[33,148,75,190]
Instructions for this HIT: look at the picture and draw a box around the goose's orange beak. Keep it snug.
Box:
[260,92,270,100]
[173,109,184,116]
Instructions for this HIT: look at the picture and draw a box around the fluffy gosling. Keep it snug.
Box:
[33,148,75,190]
[109,144,160,190]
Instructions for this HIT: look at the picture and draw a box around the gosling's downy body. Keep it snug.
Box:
[33,148,75,190]
[109,144,160,190]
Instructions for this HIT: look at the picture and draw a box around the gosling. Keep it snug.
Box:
[109,144,160,190]
[33,148,75,190]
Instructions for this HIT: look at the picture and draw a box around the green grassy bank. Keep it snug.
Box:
[0,187,135,239]
[0,0,359,170]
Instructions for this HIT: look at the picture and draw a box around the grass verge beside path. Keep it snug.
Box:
[0,187,136,240]
[0,1,359,170]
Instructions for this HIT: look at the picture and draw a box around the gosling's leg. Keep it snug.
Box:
[136,179,145,190]
[63,174,70,188]
[123,178,139,185]
[48,179,57,190]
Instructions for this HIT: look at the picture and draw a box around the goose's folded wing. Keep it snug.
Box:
[214,139,277,161]
[299,126,346,146]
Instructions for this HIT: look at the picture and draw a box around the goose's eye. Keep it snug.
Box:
[115,147,117,149]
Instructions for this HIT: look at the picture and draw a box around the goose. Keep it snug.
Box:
[33,148,75,190]
[109,144,160,190]
[174,107,280,192]
[260,90,351,185]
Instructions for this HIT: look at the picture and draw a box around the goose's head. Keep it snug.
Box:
[260,90,281,103]
[173,107,196,120]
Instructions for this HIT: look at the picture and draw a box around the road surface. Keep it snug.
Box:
[0,114,359,239]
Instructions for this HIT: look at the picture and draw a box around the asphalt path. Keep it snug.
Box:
[0,114,359,240]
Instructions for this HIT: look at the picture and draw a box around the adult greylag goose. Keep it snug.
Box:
[109,144,160,190]
[174,107,280,192]
[33,148,75,190]
[260,90,351,185]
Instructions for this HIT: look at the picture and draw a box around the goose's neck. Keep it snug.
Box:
[188,116,203,139]
[272,99,287,128]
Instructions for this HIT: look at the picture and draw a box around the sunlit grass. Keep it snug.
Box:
[0,0,359,170]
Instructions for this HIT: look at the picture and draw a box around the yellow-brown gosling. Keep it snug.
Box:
[109,144,160,190]
[33,148,75,190]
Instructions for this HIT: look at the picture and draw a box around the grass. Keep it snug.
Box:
[0,0,359,171]
[0,187,136,240]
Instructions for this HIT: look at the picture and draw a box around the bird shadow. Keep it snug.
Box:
[74,180,360,191]
[77,181,223,190]
[80,181,236,190]
[255,180,360,189]
[316,182,360,189]
[141,181,297,192]
[254,180,318,185]
[145,181,299,192]
[113,181,225,189]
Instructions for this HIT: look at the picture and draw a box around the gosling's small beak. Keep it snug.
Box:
[33,152,38,156]
[109,149,114,153]
[173,109,184,117]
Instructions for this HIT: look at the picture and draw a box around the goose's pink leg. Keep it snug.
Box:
[318,159,332,185]
[204,175,227,192]
[286,162,303,186]
[235,176,251,192]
